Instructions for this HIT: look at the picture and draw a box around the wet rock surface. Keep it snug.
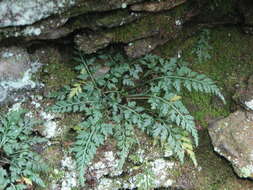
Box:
[209,110,253,178]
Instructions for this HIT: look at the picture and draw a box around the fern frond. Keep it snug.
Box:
[69,83,83,99]
[71,116,113,186]
[150,66,225,103]
[0,110,49,189]
[114,123,136,169]
[49,95,98,113]
[181,136,197,167]
[147,95,198,145]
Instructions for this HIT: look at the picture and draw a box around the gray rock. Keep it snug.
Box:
[209,110,253,178]
[0,0,75,28]
[124,36,170,58]
[130,0,186,12]
[0,47,41,104]
[0,47,30,81]
[233,75,253,110]
[74,11,186,54]
[75,33,113,54]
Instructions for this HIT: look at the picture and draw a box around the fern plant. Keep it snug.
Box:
[49,52,225,186]
[192,29,212,64]
[0,109,49,190]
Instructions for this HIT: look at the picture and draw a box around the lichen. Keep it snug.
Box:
[245,99,253,110]
[239,165,253,178]
[0,0,76,27]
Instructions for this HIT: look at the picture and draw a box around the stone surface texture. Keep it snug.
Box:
[0,0,76,27]
[233,75,253,110]
[130,0,186,12]
[209,110,253,178]
[0,0,191,57]
[0,47,41,104]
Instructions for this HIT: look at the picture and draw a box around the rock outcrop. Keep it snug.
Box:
[209,110,253,178]
[233,75,253,111]
[0,47,41,104]
[0,0,196,58]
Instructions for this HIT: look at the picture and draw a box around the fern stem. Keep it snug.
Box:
[118,104,141,116]
[128,94,187,123]
[79,54,99,90]
[79,124,99,185]
[149,75,211,84]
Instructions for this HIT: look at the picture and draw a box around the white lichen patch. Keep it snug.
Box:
[43,120,59,138]
[40,111,61,138]
[8,102,23,112]
[175,19,182,26]
[90,151,122,179]
[151,159,175,187]
[0,0,76,27]
[23,26,42,36]
[2,52,14,58]
[245,99,253,110]
[1,67,38,89]
[60,155,78,190]
[96,178,121,190]
[240,165,253,178]
[61,156,76,170]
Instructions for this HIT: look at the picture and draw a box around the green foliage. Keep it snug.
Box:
[0,109,49,190]
[49,52,225,186]
[192,29,212,64]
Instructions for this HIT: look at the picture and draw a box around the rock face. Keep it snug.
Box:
[0,0,75,27]
[130,0,186,12]
[209,110,253,178]
[233,75,253,110]
[0,47,41,104]
[0,0,195,57]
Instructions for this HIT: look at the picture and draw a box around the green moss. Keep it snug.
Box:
[40,58,76,91]
[158,27,253,127]
[111,9,184,43]
[183,92,229,128]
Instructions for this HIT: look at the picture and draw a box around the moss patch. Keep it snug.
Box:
[40,56,76,91]
[158,26,253,126]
